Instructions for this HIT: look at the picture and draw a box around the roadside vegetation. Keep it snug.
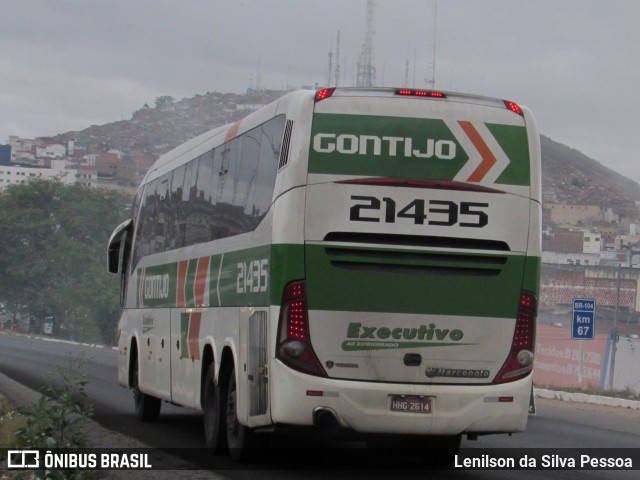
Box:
[0,393,24,449]
[0,179,132,345]
[0,353,94,479]
[14,353,94,449]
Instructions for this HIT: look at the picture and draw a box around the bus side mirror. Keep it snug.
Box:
[107,219,133,274]
[108,243,121,274]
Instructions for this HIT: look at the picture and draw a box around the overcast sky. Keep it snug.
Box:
[2,0,638,183]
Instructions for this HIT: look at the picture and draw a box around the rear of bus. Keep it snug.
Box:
[272,87,541,441]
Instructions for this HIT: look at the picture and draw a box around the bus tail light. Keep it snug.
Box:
[276,281,327,377]
[493,291,536,384]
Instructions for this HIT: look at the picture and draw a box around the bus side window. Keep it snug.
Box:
[179,160,194,247]
[129,115,287,269]
[131,181,157,269]
[168,164,186,249]
[238,129,261,219]
[255,115,285,217]
[155,173,171,253]
[194,150,216,244]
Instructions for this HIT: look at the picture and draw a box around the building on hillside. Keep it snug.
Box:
[0,144,10,166]
[93,152,121,177]
[0,164,97,190]
[542,251,600,266]
[545,204,603,225]
[597,226,619,245]
[583,231,602,254]
[8,136,37,163]
[35,144,66,159]
[615,235,640,250]
[542,229,583,253]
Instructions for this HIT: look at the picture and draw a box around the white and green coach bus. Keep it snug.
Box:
[108,87,541,461]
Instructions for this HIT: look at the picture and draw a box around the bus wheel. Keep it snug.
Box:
[132,357,161,422]
[203,363,226,452]
[225,368,259,462]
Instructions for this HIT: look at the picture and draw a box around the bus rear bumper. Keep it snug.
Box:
[269,361,532,435]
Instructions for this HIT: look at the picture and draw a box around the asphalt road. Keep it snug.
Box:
[1,332,639,479]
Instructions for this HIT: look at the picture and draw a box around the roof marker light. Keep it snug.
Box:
[315,88,335,102]
[396,89,446,98]
[504,100,524,116]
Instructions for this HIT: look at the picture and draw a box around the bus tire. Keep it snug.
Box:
[132,357,161,422]
[225,367,260,462]
[203,363,226,452]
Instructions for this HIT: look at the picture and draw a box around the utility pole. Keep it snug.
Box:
[608,263,621,390]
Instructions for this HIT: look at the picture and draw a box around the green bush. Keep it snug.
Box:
[12,352,95,480]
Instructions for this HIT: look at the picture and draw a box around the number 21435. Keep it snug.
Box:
[349,195,489,228]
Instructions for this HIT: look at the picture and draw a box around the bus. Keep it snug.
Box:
[107,87,541,462]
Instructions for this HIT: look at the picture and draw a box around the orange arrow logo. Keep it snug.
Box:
[458,120,497,182]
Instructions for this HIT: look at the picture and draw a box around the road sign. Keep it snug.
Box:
[572,298,595,340]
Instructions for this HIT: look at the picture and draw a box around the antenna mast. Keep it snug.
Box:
[334,30,341,87]
[404,58,409,87]
[327,40,334,87]
[425,0,438,89]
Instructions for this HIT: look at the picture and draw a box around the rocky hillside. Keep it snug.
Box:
[44,89,286,161]
[541,135,640,211]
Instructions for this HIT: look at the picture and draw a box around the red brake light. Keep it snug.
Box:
[276,281,327,377]
[504,100,524,116]
[396,89,446,98]
[494,291,536,384]
[315,88,335,102]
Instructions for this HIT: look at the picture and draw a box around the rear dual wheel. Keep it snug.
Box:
[203,363,226,452]
[204,364,262,462]
[225,367,262,462]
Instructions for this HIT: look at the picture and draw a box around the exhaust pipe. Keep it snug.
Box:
[313,407,339,427]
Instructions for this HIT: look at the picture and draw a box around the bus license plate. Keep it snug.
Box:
[389,395,432,414]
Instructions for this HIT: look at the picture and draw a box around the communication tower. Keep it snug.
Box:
[334,30,341,87]
[425,0,438,89]
[356,0,376,87]
[327,41,333,87]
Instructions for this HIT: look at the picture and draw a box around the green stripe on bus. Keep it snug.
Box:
[304,243,540,318]
[133,243,539,317]
[135,244,284,309]
[270,243,305,305]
